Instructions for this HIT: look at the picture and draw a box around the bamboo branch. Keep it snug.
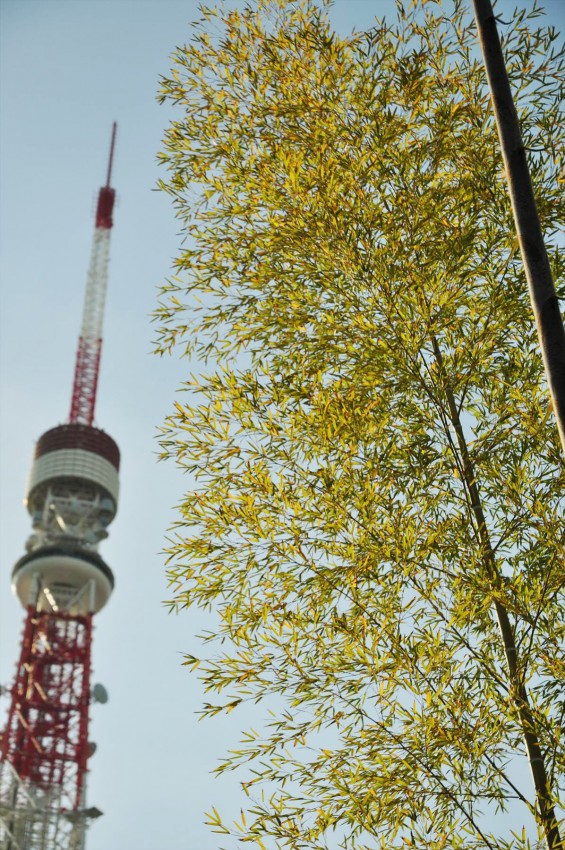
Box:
[432,336,562,849]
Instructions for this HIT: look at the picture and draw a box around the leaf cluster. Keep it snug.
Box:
[155,1,564,847]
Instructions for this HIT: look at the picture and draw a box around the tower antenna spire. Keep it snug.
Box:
[106,121,117,187]
[69,123,117,425]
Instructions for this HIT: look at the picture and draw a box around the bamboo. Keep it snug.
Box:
[472,0,565,458]
[432,337,562,849]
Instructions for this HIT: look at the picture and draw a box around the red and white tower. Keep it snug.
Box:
[0,125,120,850]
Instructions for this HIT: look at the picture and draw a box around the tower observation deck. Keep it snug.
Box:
[0,125,120,850]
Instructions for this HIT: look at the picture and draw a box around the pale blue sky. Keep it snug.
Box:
[1,1,563,849]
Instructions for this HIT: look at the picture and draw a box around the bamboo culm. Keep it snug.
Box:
[472,0,565,458]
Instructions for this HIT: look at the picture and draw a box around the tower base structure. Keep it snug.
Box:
[0,602,97,850]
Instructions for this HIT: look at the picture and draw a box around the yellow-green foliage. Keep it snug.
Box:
[155,1,564,847]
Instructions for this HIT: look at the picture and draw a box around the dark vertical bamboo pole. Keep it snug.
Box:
[472,0,565,459]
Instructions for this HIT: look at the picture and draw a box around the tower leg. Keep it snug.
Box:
[0,607,93,849]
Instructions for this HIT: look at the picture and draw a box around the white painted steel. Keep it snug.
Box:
[0,761,88,850]
[26,449,119,503]
[13,553,113,614]
[81,228,110,343]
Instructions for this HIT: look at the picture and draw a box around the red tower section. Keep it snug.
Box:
[69,121,116,427]
[0,127,119,850]
[2,610,93,805]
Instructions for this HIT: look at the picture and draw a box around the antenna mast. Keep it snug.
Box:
[69,123,117,425]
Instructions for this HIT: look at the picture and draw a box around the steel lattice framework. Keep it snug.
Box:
[0,609,93,850]
[69,123,116,427]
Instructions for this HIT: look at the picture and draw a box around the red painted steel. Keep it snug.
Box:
[69,336,102,426]
[69,124,117,425]
[95,186,115,230]
[34,423,120,469]
[1,608,93,810]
